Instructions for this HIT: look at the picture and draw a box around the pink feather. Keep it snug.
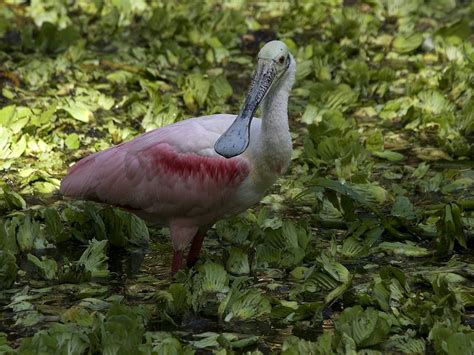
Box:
[60,115,252,229]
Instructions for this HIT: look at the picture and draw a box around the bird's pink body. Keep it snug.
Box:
[61,40,296,274]
[61,115,271,268]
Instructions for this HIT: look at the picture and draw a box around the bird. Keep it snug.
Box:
[60,40,296,275]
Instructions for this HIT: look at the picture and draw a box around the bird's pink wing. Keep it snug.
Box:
[60,115,251,223]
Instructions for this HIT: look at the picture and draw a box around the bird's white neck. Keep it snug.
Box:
[253,58,296,179]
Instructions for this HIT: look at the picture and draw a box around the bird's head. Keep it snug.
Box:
[214,40,295,158]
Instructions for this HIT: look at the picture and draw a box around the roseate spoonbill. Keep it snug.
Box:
[60,40,296,274]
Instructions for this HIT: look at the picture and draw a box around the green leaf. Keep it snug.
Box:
[17,215,47,252]
[340,237,368,258]
[0,105,16,126]
[0,250,18,289]
[101,304,149,354]
[365,131,384,152]
[373,150,405,161]
[312,178,380,216]
[318,254,350,283]
[27,254,58,280]
[183,73,211,110]
[335,306,391,348]
[392,33,423,53]
[437,203,466,251]
[210,75,233,100]
[65,133,80,149]
[391,195,417,221]
[143,332,194,354]
[384,332,426,354]
[429,324,474,355]
[226,247,250,275]
[2,188,26,210]
[18,323,90,354]
[190,262,230,310]
[42,208,70,243]
[0,332,14,353]
[377,241,430,257]
[78,239,109,278]
[282,334,333,355]
[154,283,189,316]
[62,103,93,123]
[224,289,271,321]
[301,104,320,125]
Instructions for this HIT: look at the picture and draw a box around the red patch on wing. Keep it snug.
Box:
[144,144,250,186]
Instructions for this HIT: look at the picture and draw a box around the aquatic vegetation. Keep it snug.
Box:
[0,0,472,353]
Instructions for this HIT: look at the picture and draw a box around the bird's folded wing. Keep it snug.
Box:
[60,117,251,221]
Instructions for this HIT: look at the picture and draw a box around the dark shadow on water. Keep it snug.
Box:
[107,245,147,279]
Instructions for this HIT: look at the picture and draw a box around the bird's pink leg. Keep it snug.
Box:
[186,228,208,268]
[171,250,184,275]
[170,224,198,275]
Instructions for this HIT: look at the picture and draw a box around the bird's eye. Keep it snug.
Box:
[278,56,285,64]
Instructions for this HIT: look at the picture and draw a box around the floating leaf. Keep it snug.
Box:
[377,241,430,257]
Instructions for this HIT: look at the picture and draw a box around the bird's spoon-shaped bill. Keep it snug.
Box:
[214,58,277,158]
